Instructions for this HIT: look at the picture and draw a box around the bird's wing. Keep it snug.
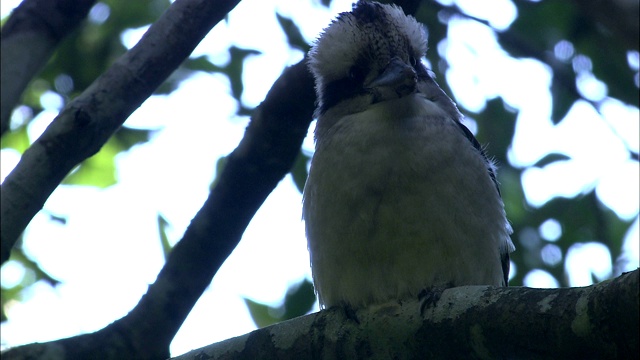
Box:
[453,121,501,197]
[454,120,511,286]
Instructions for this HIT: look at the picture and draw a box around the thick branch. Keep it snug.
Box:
[0,0,242,265]
[0,0,97,135]
[172,270,639,360]
[1,59,316,360]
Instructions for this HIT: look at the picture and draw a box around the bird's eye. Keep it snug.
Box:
[348,66,365,82]
[409,56,418,66]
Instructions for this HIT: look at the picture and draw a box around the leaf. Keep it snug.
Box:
[244,298,280,328]
[10,246,61,288]
[105,0,170,29]
[47,212,68,225]
[244,279,316,328]
[569,11,639,108]
[473,97,518,167]
[550,78,575,124]
[154,55,234,95]
[157,213,172,260]
[290,151,310,194]
[504,1,576,58]
[153,68,193,95]
[226,46,261,101]
[62,138,119,188]
[532,153,572,168]
[61,126,154,188]
[209,155,228,190]
[237,104,255,117]
[113,126,156,150]
[183,55,225,73]
[276,13,310,52]
[282,279,316,320]
[1,240,62,321]
[0,124,30,153]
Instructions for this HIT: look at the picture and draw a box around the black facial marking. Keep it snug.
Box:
[319,76,366,115]
[319,53,370,114]
[348,63,367,83]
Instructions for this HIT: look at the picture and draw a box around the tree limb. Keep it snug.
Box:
[0,0,98,135]
[0,0,242,265]
[171,269,639,360]
[1,58,316,360]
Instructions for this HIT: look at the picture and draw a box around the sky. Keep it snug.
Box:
[1,0,639,357]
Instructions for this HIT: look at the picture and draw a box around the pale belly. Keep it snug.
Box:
[303,98,511,308]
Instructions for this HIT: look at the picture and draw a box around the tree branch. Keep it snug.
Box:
[0,0,98,135]
[171,270,639,360]
[1,58,316,360]
[0,0,242,265]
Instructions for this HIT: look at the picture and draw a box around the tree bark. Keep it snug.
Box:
[0,0,242,265]
[1,58,316,360]
[171,270,639,360]
[0,0,97,135]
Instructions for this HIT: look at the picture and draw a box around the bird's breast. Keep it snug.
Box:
[303,95,507,307]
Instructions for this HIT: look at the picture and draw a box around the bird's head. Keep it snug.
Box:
[309,1,458,122]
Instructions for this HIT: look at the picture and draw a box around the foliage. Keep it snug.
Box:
[245,279,315,328]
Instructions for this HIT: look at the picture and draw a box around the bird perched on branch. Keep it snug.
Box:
[303,0,515,309]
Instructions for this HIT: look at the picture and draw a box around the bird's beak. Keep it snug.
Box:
[366,56,417,91]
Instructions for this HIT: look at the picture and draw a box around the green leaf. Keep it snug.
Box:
[237,104,255,117]
[473,97,518,167]
[61,126,153,188]
[0,124,30,153]
[226,46,261,101]
[570,13,638,108]
[290,151,310,194]
[189,47,260,103]
[157,213,172,260]
[244,279,316,328]
[153,68,194,95]
[210,155,229,190]
[550,78,575,124]
[532,153,572,168]
[244,298,280,328]
[183,55,225,73]
[1,238,63,321]
[505,1,576,57]
[113,126,156,150]
[62,138,119,188]
[276,13,310,52]
[282,279,316,320]
[9,247,61,287]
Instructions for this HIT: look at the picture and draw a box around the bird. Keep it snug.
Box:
[303,0,515,309]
